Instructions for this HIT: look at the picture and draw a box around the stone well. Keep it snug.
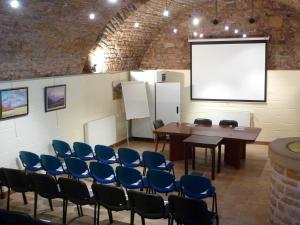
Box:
[269,137,300,225]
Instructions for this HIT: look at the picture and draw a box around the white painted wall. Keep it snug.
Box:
[0,72,128,168]
[164,70,300,142]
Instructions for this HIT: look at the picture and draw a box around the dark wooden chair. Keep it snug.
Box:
[153,119,169,152]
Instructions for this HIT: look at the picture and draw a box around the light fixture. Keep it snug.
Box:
[212,0,219,25]
[199,33,204,38]
[249,0,256,24]
[193,17,200,26]
[243,33,247,38]
[173,28,178,34]
[134,22,139,28]
[224,25,229,31]
[89,13,95,20]
[108,0,118,3]
[234,29,239,34]
[10,0,20,8]
[163,10,169,17]
[193,32,198,37]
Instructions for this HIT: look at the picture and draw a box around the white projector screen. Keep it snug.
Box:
[191,40,267,102]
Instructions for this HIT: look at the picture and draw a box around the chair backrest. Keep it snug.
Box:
[89,162,115,181]
[153,120,164,129]
[194,118,212,126]
[219,120,238,127]
[40,155,62,172]
[3,168,31,192]
[58,177,90,203]
[73,142,93,158]
[115,166,142,186]
[52,140,72,158]
[64,157,88,175]
[180,175,214,199]
[92,183,127,211]
[30,173,60,199]
[0,209,33,225]
[128,190,166,219]
[147,170,175,191]
[94,145,115,161]
[19,151,40,168]
[118,148,141,165]
[142,151,165,169]
[168,195,212,225]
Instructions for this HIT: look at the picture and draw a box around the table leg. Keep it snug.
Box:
[211,147,215,180]
[217,144,221,173]
[184,143,189,175]
[240,142,246,160]
[192,147,196,169]
[224,140,243,169]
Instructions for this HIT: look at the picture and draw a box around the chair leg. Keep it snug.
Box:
[22,192,28,205]
[97,204,100,225]
[80,205,84,216]
[93,204,97,225]
[108,209,113,224]
[214,194,219,225]
[162,143,166,152]
[34,192,38,218]
[6,188,10,211]
[48,199,54,211]
[0,186,4,199]
[170,218,174,225]
[63,200,68,225]
[130,209,135,225]
[76,205,81,217]
[141,216,145,225]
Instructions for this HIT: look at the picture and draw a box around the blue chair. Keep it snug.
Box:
[19,151,43,173]
[115,166,148,190]
[89,162,116,184]
[52,140,73,158]
[142,151,175,174]
[73,142,95,161]
[64,157,91,180]
[40,154,67,177]
[147,170,180,194]
[180,175,218,224]
[118,148,143,168]
[94,145,118,164]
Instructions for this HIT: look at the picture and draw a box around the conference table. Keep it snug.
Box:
[153,122,261,172]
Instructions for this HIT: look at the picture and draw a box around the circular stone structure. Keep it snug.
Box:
[269,137,300,225]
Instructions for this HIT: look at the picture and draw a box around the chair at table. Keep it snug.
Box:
[64,157,91,180]
[118,148,144,168]
[19,151,43,173]
[142,151,174,175]
[73,142,95,161]
[92,183,130,225]
[94,145,118,165]
[194,118,213,161]
[168,195,216,225]
[40,154,67,179]
[128,190,170,225]
[52,140,74,159]
[115,166,148,191]
[89,162,117,185]
[58,177,97,225]
[219,120,238,127]
[3,168,33,211]
[153,119,170,152]
[30,173,62,219]
[146,169,180,194]
[180,175,218,225]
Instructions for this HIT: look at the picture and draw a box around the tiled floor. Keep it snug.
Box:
[0,141,271,225]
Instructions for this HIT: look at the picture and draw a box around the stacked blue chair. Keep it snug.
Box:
[180,175,219,225]
[73,142,95,161]
[52,140,74,158]
[94,145,118,164]
[89,162,116,185]
[115,166,148,191]
[147,169,180,194]
[118,148,143,168]
[19,151,43,173]
[142,151,175,175]
[64,157,91,180]
[40,154,67,178]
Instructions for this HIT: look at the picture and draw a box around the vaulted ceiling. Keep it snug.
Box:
[0,0,299,80]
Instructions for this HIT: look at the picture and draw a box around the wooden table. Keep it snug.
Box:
[184,135,223,179]
[153,122,261,169]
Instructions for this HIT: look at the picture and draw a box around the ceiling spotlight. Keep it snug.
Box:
[173,28,178,34]
[193,32,198,37]
[212,19,219,25]
[163,10,169,17]
[224,25,229,31]
[134,22,139,28]
[199,33,204,38]
[249,18,256,24]
[193,18,200,26]
[234,29,239,34]
[108,0,118,3]
[243,33,247,38]
[89,13,95,20]
[10,0,20,8]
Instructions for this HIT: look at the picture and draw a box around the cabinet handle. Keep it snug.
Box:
[176,106,179,114]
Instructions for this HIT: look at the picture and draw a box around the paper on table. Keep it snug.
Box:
[233,127,245,131]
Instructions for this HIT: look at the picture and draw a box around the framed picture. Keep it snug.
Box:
[0,87,29,120]
[45,85,66,112]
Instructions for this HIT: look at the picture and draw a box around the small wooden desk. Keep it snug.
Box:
[153,123,261,169]
[184,135,223,179]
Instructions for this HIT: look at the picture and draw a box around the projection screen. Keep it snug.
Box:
[191,39,267,102]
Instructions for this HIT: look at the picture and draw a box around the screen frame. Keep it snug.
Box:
[190,39,268,102]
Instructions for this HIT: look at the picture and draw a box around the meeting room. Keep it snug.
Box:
[0,0,299,225]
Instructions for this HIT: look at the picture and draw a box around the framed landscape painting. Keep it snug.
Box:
[0,87,29,120]
[45,85,66,112]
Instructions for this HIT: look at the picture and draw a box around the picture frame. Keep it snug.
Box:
[44,85,66,112]
[0,87,29,120]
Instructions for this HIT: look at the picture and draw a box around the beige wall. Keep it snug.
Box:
[0,72,128,168]
[165,70,300,142]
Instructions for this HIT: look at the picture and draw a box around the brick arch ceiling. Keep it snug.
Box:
[88,0,300,73]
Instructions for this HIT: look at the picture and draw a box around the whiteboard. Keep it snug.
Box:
[122,81,150,120]
[191,40,267,102]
